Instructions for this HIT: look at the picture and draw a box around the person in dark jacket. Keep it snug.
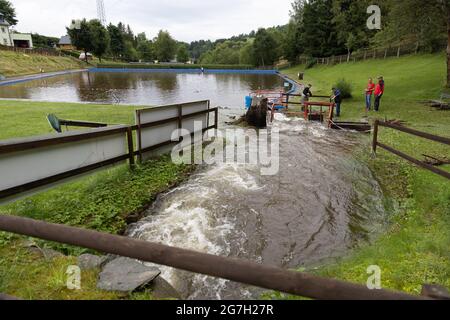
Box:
[302,84,313,104]
[331,87,342,117]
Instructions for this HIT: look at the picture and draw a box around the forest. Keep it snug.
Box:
[2,0,449,67]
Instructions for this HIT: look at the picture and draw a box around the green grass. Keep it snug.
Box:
[277,53,450,297]
[0,51,84,78]
[0,100,194,299]
[0,100,137,140]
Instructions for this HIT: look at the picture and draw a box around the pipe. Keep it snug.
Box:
[0,215,425,300]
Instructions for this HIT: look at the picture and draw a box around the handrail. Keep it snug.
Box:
[0,215,427,301]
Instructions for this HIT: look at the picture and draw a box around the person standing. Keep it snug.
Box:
[331,87,342,117]
[302,84,313,104]
[374,76,385,112]
[365,78,375,113]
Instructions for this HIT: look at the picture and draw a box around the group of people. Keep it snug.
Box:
[301,76,385,118]
[302,84,343,117]
[365,76,385,113]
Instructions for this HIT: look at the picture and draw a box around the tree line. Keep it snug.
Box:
[67,19,189,63]
[2,0,449,82]
[193,0,449,66]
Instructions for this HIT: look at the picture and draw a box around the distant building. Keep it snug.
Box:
[0,13,12,46]
[0,13,33,48]
[11,33,33,48]
[58,35,75,51]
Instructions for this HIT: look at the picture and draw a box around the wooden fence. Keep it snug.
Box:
[297,42,447,67]
[373,120,450,180]
[0,44,62,57]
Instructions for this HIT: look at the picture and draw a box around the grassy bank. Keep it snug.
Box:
[0,100,194,299]
[279,53,450,296]
[0,50,84,78]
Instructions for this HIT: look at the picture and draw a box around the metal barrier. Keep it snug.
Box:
[372,120,450,180]
[0,101,218,203]
[0,215,428,300]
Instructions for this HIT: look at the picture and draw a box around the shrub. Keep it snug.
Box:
[334,78,353,99]
[305,58,317,69]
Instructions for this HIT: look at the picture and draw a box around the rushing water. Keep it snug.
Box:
[1,71,387,299]
[127,114,387,300]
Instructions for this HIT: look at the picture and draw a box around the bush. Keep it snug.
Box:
[305,58,317,69]
[334,78,353,99]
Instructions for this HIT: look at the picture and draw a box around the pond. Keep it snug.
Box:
[1,70,388,300]
[0,71,284,109]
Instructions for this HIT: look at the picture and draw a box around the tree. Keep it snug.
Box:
[332,0,373,52]
[239,40,254,65]
[251,28,278,66]
[31,34,59,49]
[67,19,94,63]
[107,24,125,59]
[0,0,17,26]
[89,20,109,62]
[136,33,155,62]
[177,44,190,63]
[300,0,343,57]
[154,30,177,62]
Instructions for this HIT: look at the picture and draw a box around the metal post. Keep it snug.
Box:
[373,120,379,154]
[126,127,135,168]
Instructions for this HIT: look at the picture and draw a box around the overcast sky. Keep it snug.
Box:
[10,0,293,42]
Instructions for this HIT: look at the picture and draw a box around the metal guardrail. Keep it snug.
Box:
[373,120,450,180]
[0,215,428,300]
[0,105,218,202]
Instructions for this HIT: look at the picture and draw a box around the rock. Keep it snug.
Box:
[28,247,64,260]
[149,277,182,300]
[97,257,161,293]
[78,254,107,270]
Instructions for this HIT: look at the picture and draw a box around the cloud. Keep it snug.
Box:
[10,0,292,42]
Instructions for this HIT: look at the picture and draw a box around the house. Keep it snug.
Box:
[0,13,12,46]
[0,13,33,48]
[58,35,75,51]
[10,32,33,48]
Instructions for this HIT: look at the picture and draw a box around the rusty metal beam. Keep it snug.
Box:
[0,215,426,301]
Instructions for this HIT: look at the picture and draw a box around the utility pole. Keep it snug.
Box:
[97,0,107,26]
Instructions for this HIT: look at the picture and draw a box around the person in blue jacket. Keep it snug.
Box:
[331,87,342,117]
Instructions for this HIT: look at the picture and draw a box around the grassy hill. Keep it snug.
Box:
[0,50,85,77]
[277,53,450,297]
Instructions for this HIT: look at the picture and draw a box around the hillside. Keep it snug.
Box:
[0,50,84,78]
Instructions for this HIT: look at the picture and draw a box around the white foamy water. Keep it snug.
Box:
[127,115,387,300]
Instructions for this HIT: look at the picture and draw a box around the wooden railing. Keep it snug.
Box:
[372,120,450,180]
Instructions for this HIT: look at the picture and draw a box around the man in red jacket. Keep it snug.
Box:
[374,76,385,112]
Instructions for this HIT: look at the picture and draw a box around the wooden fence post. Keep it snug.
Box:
[397,46,401,58]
